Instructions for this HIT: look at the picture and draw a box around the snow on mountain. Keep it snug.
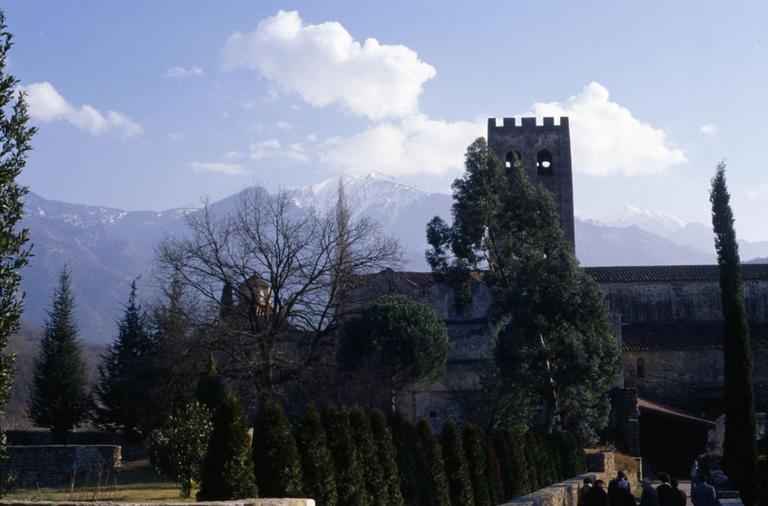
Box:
[608,205,687,236]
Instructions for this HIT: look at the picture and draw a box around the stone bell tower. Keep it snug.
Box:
[487,116,575,247]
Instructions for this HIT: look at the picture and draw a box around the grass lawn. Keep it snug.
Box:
[3,459,184,502]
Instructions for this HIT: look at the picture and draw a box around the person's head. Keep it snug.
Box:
[698,472,708,484]
[642,478,653,489]
[618,471,627,480]
[583,477,594,487]
[659,473,670,484]
[594,480,605,490]
[693,459,698,467]
[671,479,679,489]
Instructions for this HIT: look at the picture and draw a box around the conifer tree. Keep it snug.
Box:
[711,162,761,506]
[0,8,35,455]
[462,424,492,506]
[252,398,303,498]
[28,269,91,443]
[323,406,368,506]
[390,411,424,506]
[485,440,503,505]
[197,393,257,501]
[370,409,405,506]
[296,404,338,506]
[349,406,387,506]
[196,354,226,411]
[441,421,475,506]
[416,419,451,506]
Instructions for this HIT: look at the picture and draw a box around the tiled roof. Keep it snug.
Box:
[585,264,768,283]
[622,322,768,352]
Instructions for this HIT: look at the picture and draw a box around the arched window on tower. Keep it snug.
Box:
[536,149,553,175]
[505,150,522,169]
[637,358,646,379]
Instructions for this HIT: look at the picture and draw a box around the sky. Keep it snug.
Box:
[5,1,768,241]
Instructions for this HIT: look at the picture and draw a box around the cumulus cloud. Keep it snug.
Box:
[164,65,204,78]
[700,124,718,137]
[20,81,143,137]
[188,161,246,175]
[250,139,309,162]
[527,82,686,176]
[222,10,436,120]
[320,114,483,176]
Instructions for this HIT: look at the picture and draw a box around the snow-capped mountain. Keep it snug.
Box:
[608,205,687,236]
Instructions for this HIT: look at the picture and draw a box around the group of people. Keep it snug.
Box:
[580,466,720,506]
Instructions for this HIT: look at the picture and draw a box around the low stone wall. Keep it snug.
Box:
[0,500,314,506]
[0,445,121,488]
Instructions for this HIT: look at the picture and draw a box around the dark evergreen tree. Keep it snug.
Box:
[427,139,620,440]
[94,281,155,441]
[416,419,451,506]
[552,433,585,477]
[462,424,492,506]
[338,295,449,412]
[349,406,386,506]
[252,398,303,498]
[196,354,226,412]
[711,162,761,506]
[296,404,338,506]
[370,409,405,506]
[197,393,257,501]
[323,406,368,506]
[485,440,503,505]
[28,269,91,443]
[390,411,424,506]
[523,433,541,491]
[441,421,475,506]
[0,8,35,455]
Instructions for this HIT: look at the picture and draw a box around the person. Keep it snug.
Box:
[657,473,674,506]
[690,459,699,488]
[609,471,634,506]
[585,479,609,506]
[641,478,660,506]
[670,478,687,506]
[579,477,594,506]
[691,473,718,506]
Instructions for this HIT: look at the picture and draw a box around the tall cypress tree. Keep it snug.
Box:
[370,409,405,506]
[441,421,475,506]
[28,269,91,443]
[711,162,761,506]
[323,406,368,506]
[296,404,338,506]
[349,406,387,506]
[416,419,451,506]
[196,354,226,412]
[252,398,303,498]
[390,411,424,506]
[0,8,35,455]
[462,424,492,506]
[94,281,155,442]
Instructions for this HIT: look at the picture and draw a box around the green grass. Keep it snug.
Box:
[3,459,185,502]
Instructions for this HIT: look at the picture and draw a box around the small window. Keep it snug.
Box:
[505,150,522,169]
[637,358,645,379]
[536,149,553,175]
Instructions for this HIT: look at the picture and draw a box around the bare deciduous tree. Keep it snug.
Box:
[157,186,400,393]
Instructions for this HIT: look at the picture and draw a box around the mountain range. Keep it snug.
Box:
[18,173,768,343]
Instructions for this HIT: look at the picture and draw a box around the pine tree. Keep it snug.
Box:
[28,269,91,443]
[94,281,155,442]
[711,162,761,506]
[441,421,475,506]
[370,409,405,506]
[0,8,35,456]
[462,424,492,506]
[323,406,368,506]
[416,419,451,506]
[252,398,303,498]
[485,440,503,505]
[349,406,386,506]
[296,404,338,506]
[390,411,424,506]
[196,354,226,411]
[197,393,257,501]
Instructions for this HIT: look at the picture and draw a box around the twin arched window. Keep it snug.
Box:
[505,149,554,176]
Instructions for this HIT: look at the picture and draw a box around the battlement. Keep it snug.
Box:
[487,116,569,130]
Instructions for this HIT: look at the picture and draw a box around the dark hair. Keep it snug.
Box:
[584,477,594,485]
[595,480,605,487]
[671,479,679,488]
[618,471,627,480]
[660,473,671,483]
[698,472,708,483]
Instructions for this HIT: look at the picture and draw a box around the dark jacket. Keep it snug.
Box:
[586,485,610,506]
[640,487,660,506]
[658,483,674,506]
[691,483,718,506]
[608,479,635,506]
[671,487,687,506]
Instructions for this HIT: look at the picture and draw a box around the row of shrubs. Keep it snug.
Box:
[245,399,587,506]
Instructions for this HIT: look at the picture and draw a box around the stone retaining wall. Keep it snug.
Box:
[0,446,121,488]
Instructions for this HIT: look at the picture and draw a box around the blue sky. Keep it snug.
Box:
[5,1,768,240]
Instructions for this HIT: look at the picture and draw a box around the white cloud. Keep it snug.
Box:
[700,124,718,137]
[276,121,292,130]
[250,138,309,162]
[164,65,204,78]
[222,10,436,120]
[223,150,246,160]
[321,114,483,176]
[528,82,685,176]
[747,184,768,199]
[188,161,246,175]
[20,81,143,137]
[168,131,186,141]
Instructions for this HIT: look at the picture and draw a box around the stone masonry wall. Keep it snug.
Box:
[1,446,121,489]
[0,501,314,506]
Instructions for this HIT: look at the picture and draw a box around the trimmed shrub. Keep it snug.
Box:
[390,411,424,506]
[252,399,303,497]
[553,433,586,478]
[417,419,451,506]
[323,406,368,506]
[370,409,405,506]
[523,433,541,491]
[197,394,257,501]
[296,405,337,506]
[486,439,504,505]
[349,407,387,506]
[195,354,226,411]
[462,424,492,506]
[441,421,475,506]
